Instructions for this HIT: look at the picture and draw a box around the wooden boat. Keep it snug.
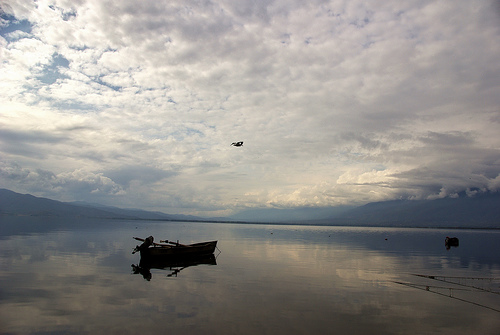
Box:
[132,236,217,258]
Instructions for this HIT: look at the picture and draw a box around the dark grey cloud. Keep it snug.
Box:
[102,165,178,188]
[0,127,66,144]
[0,127,68,158]
[0,161,125,201]
[419,131,474,147]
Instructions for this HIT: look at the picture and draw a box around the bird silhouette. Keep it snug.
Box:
[231,141,243,147]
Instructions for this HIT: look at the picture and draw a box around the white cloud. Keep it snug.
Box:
[1,0,499,216]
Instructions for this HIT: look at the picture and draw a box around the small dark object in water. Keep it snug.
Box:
[445,236,459,250]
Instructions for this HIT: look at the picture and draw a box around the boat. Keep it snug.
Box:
[132,236,218,258]
[445,236,459,249]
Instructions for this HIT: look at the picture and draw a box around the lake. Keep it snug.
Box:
[1,217,499,334]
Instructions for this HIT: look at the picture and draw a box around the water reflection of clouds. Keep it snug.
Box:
[221,232,500,329]
[231,236,406,285]
[1,220,500,334]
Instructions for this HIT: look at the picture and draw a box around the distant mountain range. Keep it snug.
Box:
[1,188,499,228]
[0,188,203,221]
[324,191,500,228]
[230,192,500,228]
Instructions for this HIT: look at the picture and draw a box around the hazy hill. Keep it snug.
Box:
[230,192,500,228]
[327,191,500,228]
[0,188,202,221]
[230,206,354,223]
[1,188,499,227]
[68,200,202,221]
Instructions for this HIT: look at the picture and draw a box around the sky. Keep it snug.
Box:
[1,0,500,217]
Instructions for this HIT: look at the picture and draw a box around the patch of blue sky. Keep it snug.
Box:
[37,53,70,85]
[44,99,99,113]
[170,127,205,141]
[47,5,77,21]
[0,13,32,40]
[95,78,122,92]
[149,125,206,143]
[20,82,99,112]
[185,127,204,137]
[69,45,90,51]
[372,164,387,172]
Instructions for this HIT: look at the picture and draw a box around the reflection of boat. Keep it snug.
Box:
[132,236,218,257]
[445,236,459,249]
[132,253,217,280]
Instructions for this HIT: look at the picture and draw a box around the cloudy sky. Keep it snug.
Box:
[1,0,499,217]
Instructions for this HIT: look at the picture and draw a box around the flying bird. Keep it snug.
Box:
[231,141,243,147]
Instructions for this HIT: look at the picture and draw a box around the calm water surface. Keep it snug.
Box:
[1,217,499,334]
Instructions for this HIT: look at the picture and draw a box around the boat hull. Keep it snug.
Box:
[139,253,216,270]
[140,241,218,258]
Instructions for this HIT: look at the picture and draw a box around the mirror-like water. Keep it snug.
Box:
[1,217,499,334]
